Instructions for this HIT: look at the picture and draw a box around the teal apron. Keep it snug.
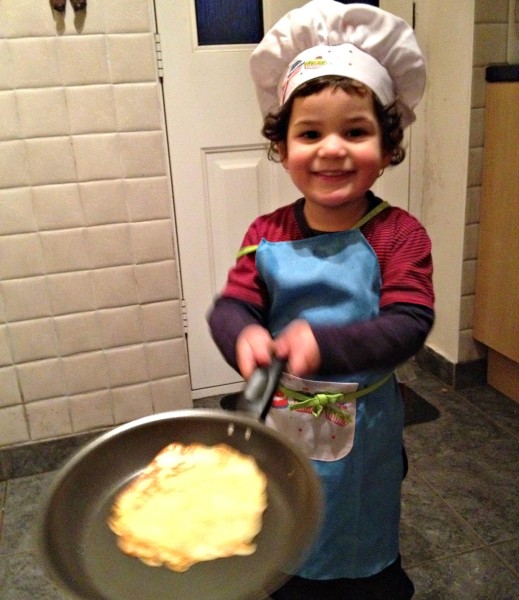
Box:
[253,215,404,580]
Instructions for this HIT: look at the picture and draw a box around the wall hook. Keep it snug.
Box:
[50,0,66,11]
[70,0,87,11]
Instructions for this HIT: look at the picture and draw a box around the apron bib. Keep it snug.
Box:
[255,226,404,579]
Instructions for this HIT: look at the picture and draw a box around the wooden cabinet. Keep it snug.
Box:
[473,75,519,402]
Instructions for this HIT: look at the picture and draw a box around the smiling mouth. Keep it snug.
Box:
[314,170,354,179]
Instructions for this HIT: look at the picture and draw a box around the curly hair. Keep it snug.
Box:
[261,75,405,165]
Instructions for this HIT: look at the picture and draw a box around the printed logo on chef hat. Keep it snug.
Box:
[280,43,395,108]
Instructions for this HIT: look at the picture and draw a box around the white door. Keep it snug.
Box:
[155,0,413,398]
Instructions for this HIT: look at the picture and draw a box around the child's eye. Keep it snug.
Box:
[300,130,320,140]
[347,128,368,138]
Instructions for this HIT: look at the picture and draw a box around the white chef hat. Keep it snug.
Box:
[250,0,426,128]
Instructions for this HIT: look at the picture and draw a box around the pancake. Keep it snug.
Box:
[107,442,267,572]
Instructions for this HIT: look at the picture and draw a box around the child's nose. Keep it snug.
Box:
[317,134,347,158]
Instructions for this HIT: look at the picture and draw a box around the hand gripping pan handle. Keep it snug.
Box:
[235,357,285,421]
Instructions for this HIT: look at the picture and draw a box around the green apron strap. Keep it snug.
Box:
[353,200,390,229]
[236,201,389,258]
[236,244,259,259]
[279,372,394,418]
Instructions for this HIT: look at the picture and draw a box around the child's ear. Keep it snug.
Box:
[278,142,288,167]
[381,151,393,169]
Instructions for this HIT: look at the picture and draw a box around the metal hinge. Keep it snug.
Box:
[181,299,188,335]
[154,33,164,79]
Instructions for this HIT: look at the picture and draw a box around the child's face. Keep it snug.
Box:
[280,86,391,224]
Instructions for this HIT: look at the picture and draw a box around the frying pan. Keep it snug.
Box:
[38,360,323,600]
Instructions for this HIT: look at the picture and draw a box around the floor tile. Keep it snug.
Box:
[0,472,55,555]
[401,470,483,566]
[0,552,66,600]
[490,538,519,575]
[408,547,519,600]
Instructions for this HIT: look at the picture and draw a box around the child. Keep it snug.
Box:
[208,2,434,598]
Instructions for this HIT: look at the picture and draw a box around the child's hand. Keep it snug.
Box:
[236,324,275,379]
[274,319,320,377]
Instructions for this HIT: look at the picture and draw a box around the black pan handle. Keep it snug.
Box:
[235,357,285,421]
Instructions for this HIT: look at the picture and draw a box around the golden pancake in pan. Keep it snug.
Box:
[108,443,267,572]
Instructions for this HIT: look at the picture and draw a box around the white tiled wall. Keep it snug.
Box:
[460,0,511,362]
[0,0,192,446]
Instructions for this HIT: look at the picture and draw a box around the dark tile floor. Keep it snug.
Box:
[1,366,518,599]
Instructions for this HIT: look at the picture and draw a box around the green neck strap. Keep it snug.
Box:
[236,200,391,258]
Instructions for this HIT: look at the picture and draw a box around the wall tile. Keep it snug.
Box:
[52,0,105,35]
[17,358,66,402]
[469,107,485,148]
[73,133,123,181]
[63,351,109,394]
[16,88,69,138]
[0,91,21,140]
[134,260,180,303]
[130,220,174,264]
[25,137,77,186]
[473,23,508,66]
[114,83,161,131]
[25,396,72,440]
[1,277,52,322]
[47,271,96,316]
[0,326,13,367]
[141,300,183,342]
[105,345,148,387]
[92,265,139,308]
[57,35,111,85]
[461,258,477,297]
[150,375,192,412]
[146,338,188,380]
[458,329,486,362]
[467,147,484,188]
[0,0,190,446]
[465,186,481,225]
[460,294,475,331]
[86,223,132,268]
[463,223,480,260]
[0,405,30,445]
[54,312,102,356]
[0,40,13,91]
[107,33,157,83]
[0,233,45,280]
[8,38,61,88]
[69,389,114,433]
[119,131,166,177]
[475,0,509,23]
[8,318,59,363]
[102,0,152,34]
[0,367,21,407]
[79,179,128,225]
[0,188,37,235]
[66,85,117,135]
[40,228,91,273]
[0,141,30,189]
[32,184,85,230]
[98,305,145,348]
[125,177,172,222]
[112,382,153,424]
[0,0,60,38]
[471,66,487,109]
